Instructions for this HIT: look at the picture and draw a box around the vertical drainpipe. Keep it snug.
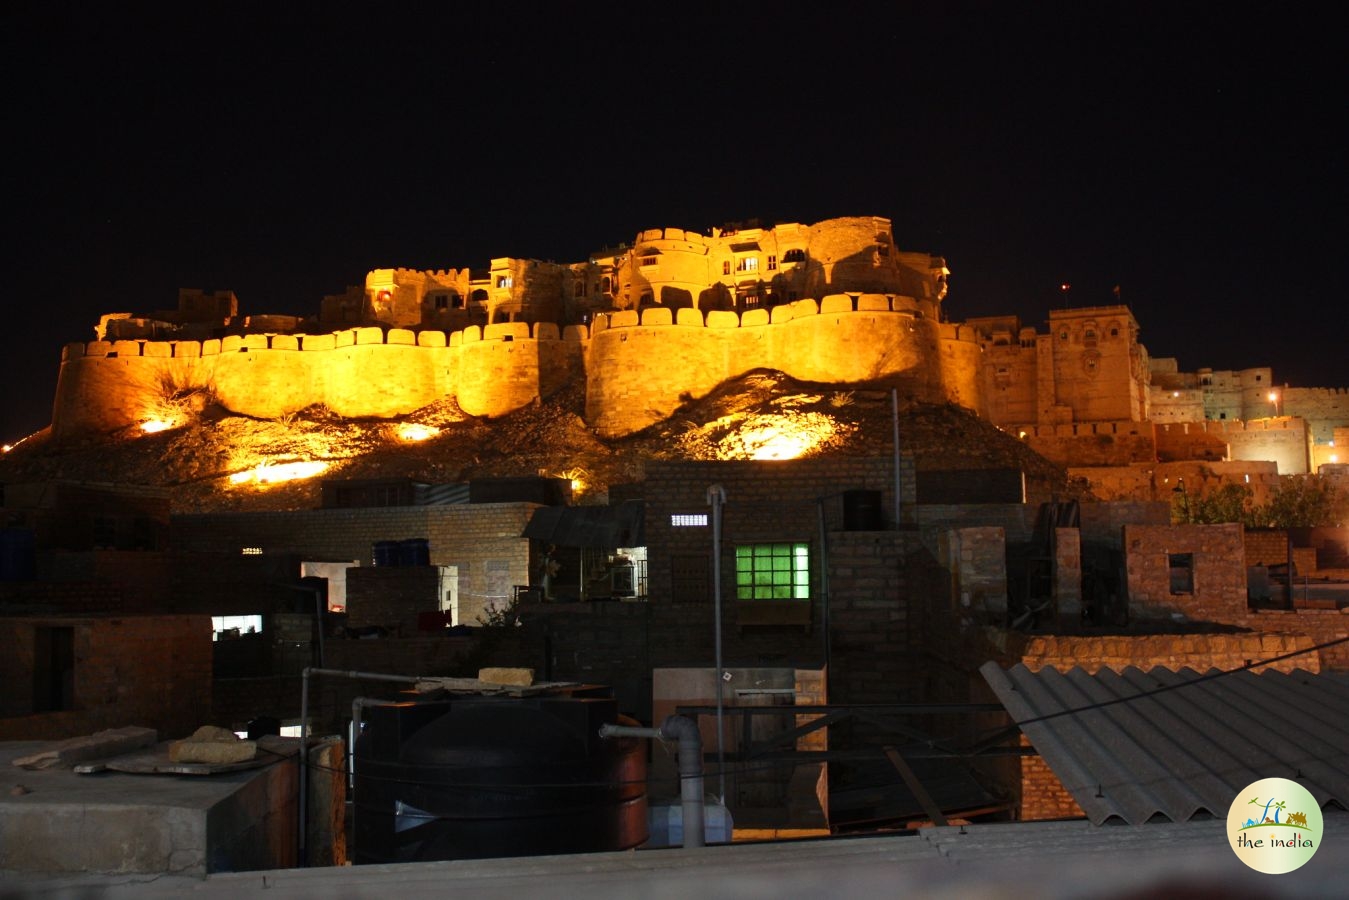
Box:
[891,387,902,527]
[600,714,705,848]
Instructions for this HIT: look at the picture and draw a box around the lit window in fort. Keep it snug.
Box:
[241,547,263,555]
[229,460,328,487]
[397,424,439,442]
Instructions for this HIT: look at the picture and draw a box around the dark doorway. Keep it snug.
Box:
[33,626,75,712]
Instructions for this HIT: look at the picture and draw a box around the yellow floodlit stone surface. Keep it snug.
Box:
[478,667,536,687]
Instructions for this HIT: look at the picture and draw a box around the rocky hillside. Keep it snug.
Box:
[0,371,1089,513]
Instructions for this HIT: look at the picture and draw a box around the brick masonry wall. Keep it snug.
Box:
[1017,632,1320,676]
[346,566,449,634]
[1123,523,1247,622]
[1243,529,1316,577]
[0,580,127,614]
[0,614,212,741]
[1243,609,1349,670]
[1019,735,1085,821]
[172,503,535,620]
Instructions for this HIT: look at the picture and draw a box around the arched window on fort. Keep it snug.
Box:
[433,294,449,311]
[601,276,612,295]
[1084,325,1098,347]
[471,289,488,306]
[574,280,585,298]
[783,248,806,263]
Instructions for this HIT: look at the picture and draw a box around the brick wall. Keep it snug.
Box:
[172,503,535,619]
[825,532,932,704]
[0,580,127,614]
[346,567,450,634]
[1016,632,1319,676]
[1019,735,1085,820]
[939,527,1007,621]
[1123,523,1247,622]
[0,614,212,740]
[1245,529,1292,569]
[1244,609,1349,670]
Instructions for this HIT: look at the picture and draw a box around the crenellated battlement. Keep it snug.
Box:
[51,291,986,438]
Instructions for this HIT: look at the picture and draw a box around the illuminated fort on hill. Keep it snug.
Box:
[49,215,1349,478]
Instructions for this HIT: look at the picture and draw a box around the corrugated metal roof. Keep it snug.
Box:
[980,662,1349,825]
[521,501,645,548]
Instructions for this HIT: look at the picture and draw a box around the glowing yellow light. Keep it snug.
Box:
[1,444,11,453]
[1268,391,1278,402]
[1172,391,1180,398]
[716,413,839,461]
[141,419,174,434]
[555,467,588,495]
[229,460,328,486]
[1332,454,1340,464]
[396,423,439,442]
[1018,431,1028,439]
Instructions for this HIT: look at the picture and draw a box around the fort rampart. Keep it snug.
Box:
[51,294,985,438]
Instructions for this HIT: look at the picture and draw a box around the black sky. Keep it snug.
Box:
[5,3,1346,442]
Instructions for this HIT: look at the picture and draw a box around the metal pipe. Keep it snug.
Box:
[660,714,705,848]
[599,713,705,848]
[313,586,325,669]
[299,667,311,866]
[891,388,902,527]
[298,668,429,867]
[598,723,663,740]
[817,499,831,674]
[706,484,727,803]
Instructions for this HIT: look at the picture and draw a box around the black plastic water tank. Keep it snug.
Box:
[842,489,883,530]
[398,538,430,566]
[372,541,399,567]
[0,529,36,582]
[353,691,647,864]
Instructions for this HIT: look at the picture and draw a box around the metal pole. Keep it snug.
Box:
[707,484,727,803]
[891,388,902,527]
[297,668,430,868]
[314,587,325,669]
[298,667,310,866]
[818,499,831,674]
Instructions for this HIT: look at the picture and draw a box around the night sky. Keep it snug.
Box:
[5,3,1345,443]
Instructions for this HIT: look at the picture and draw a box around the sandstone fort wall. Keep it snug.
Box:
[52,294,986,438]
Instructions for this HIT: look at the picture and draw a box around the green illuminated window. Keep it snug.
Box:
[735,543,809,601]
